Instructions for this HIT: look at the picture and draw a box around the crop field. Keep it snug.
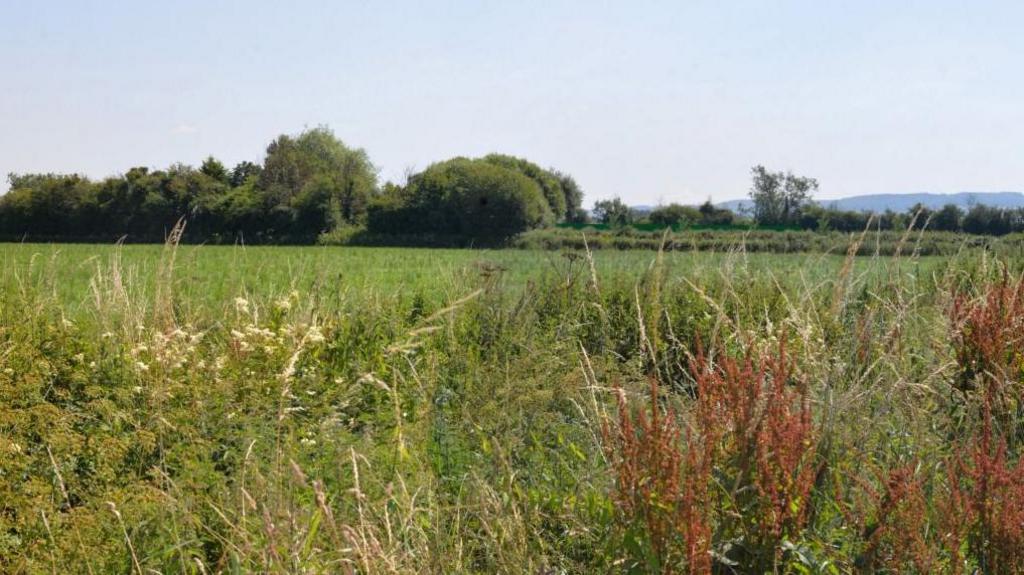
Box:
[2,239,1024,573]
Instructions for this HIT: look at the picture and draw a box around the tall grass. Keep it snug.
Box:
[1,233,1023,572]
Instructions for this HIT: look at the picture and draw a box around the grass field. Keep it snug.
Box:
[3,239,1024,573]
[1,243,946,313]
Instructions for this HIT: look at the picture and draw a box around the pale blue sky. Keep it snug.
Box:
[2,1,1022,203]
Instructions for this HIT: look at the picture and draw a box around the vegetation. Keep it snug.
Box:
[5,137,1024,246]
[0,128,582,244]
[481,154,568,221]
[592,197,636,226]
[517,226,1024,256]
[366,157,562,241]
[4,234,1024,572]
[747,165,818,226]
[0,128,378,243]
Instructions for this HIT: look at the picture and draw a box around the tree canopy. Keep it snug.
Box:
[749,165,818,226]
[0,127,378,242]
[6,142,1024,243]
[648,203,701,227]
[368,157,553,240]
[592,197,634,226]
[258,126,378,232]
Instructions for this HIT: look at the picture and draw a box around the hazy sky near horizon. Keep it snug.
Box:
[2,1,1022,204]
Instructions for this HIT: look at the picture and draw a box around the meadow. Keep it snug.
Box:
[0,243,901,317]
[2,236,1024,573]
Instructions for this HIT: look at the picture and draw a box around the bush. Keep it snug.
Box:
[368,158,552,239]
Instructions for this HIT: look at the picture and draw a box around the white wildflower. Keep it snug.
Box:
[306,326,325,344]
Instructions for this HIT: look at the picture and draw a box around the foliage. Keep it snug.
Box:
[592,197,635,226]
[697,200,734,226]
[2,239,1024,572]
[648,203,701,228]
[258,126,378,231]
[518,226,1021,256]
[963,204,1015,236]
[749,165,818,226]
[0,127,379,242]
[603,379,712,574]
[367,157,553,240]
[8,145,1024,244]
[483,154,570,222]
[554,170,587,223]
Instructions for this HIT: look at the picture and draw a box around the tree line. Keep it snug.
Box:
[591,166,1024,236]
[0,127,584,243]
[3,135,1023,242]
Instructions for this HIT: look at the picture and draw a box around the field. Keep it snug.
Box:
[3,239,1024,573]
[0,243,918,316]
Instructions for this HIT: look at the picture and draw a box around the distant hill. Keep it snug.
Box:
[716,192,1024,214]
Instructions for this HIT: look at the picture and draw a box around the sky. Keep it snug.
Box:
[2,0,1023,204]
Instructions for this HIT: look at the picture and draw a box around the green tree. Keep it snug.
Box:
[553,170,585,222]
[963,204,1011,235]
[933,204,963,232]
[648,203,700,228]
[592,197,634,226]
[698,200,735,226]
[482,154,562,222]
[230,161,263,187]
[200,156,230,184]
[258,126,378,234]
[749,165,817,225]
[905,203,934,230]
[0,173,91,236]
[369,158,551,239]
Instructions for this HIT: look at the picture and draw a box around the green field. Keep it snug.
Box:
[1,243,949,314]
[3,240,1023,573]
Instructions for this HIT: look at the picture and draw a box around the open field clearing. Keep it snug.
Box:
[3,240,1024,573]
[1,243,952,314]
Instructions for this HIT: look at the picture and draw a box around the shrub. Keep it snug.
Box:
[368,158,552,239]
